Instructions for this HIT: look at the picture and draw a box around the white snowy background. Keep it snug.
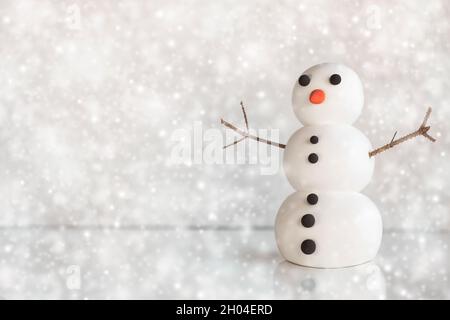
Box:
[0,0,448,230]
[0,0,448,299]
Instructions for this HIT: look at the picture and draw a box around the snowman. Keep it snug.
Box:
[221,63,435,268]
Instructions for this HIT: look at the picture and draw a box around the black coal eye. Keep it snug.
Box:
[298,75,310,86]
[329,74,341,85]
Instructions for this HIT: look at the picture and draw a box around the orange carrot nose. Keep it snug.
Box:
[309,89,325,104]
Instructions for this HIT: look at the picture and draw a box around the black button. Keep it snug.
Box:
[308,153,318,163]
[301,214,315,228]
[307,193,318,205]
[309,136,319,144]
[301,239,316,255]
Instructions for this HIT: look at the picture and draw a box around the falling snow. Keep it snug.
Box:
[0,0,448,299]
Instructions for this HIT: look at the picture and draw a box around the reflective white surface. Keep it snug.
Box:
[274,261,386,299]
[0,228,447,299]
[0,1,448,232]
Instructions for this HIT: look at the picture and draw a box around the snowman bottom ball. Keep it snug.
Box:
[275,191,382,268]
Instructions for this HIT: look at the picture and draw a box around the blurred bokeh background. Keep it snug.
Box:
[0,0,448,231]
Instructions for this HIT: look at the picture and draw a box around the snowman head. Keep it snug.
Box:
[292,63,364,125]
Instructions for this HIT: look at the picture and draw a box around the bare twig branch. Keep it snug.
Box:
[240,101,249,131]
[221,102,286,149]
[421,107,432,127]
[221,118,286,149]
[423,132,436,142]
[223,136,247,149]
[390,131,397,145]
[369,107,436,158]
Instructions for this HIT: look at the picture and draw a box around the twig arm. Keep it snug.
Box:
[368,107,436,158]
[221,102,286,150]
[220,119,286,149]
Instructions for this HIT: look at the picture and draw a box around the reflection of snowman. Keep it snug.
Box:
[221,63,435,268]
[273,261,386,299]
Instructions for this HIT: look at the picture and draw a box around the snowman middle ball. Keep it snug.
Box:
[283,125,374,192]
